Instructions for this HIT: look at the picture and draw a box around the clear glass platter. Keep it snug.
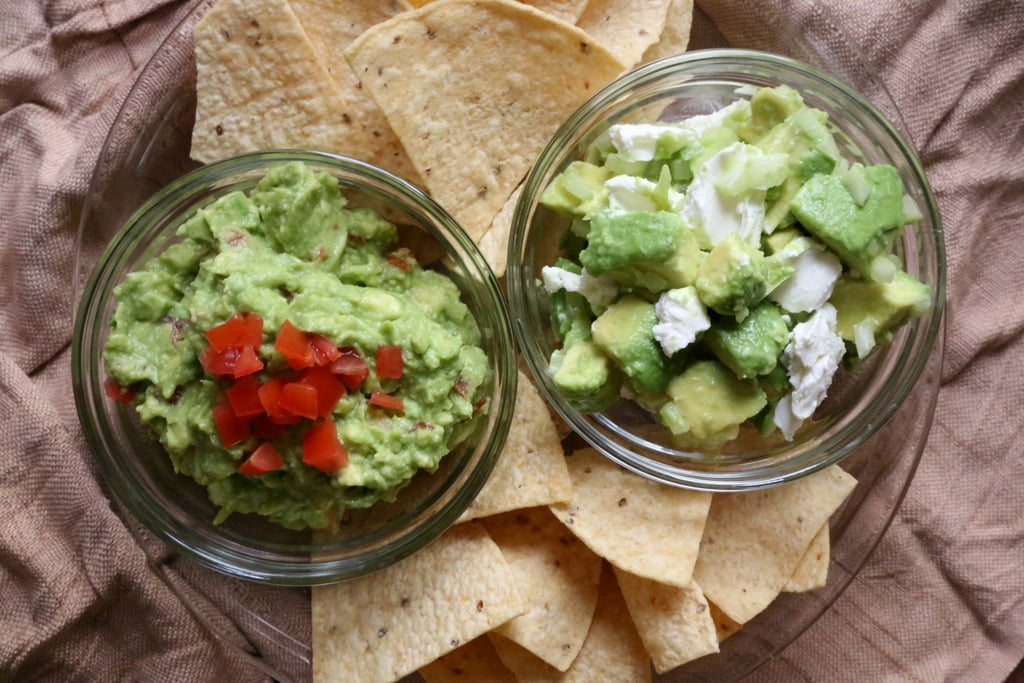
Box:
[73,1,944,681]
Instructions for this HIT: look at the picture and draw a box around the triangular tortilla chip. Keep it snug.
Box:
[420,636,517,683]
[459,371,571,522]
[192,0,416,177]
[692,465,857,624]
[784,522,830,592]
[576,0,674,68]
[550,448,711,587]
[483,507,604,671]
[640,0,695,64]
[478,184,521,278]
[312,523,524,683]
[344,0,626,241]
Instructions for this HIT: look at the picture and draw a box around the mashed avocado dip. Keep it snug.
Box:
[103,162,490,530]
[540,85,930,448]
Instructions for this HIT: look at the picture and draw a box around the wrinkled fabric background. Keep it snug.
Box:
[2,0,1022,681]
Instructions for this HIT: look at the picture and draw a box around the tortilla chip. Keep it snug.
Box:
[708,600,742,642]
[613,569,718,673]
[640,0,694,64]
[550,448,711,587]
[784,523,830,592]
[344,0,626,241]
[420,636,517,683]
[522,0,590,23]
[576,0,674,68]
[483,507,604,671]
[287,0,422,183]
[478,184,521,278]
[692,465,857,624]
[459,371,571,522]
[488,564,651,682]
[192,0,411,175]
[312,523,524,683]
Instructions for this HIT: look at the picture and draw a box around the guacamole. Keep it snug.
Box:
[103,162,490,530]
[539,85,931,447]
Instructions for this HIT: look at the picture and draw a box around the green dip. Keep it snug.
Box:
[103,162,490,530]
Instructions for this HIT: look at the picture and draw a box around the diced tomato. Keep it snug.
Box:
[205,312,263,353]
[103,377,134,403]
[310,334,342,366]
[251,414,289,440]
[199,344,242,376]
[258,377,286,416]
[376,344,404,379]
[232,345,264,378]
[279,382,318,420]
[302,419,348,472]
[386,249,414,273]
[239,442,284,475]
[329,347,370,390]
[226,375,264,418]
[368,391,404,413]
[299,367,346,417]
[275,319,315,369]
[213,400,250,447]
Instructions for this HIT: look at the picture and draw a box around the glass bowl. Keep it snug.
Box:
[72,150,517,586]
[507,49,945,492]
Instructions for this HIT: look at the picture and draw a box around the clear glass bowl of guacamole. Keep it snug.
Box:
[74,150,517,584]
[508,49,945,491]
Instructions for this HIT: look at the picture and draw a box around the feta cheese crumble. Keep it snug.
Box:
[540,265,617,313]
[769,237,843,313]
[652,286,711,355]
[682,142,768,248]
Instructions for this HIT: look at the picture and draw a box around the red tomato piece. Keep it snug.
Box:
[279,382,318,420]
[329,348,370,390]
[205,312,264,353]
[257,377,286,416]
[239,442,284,475]
[103,377,134,403]
[299,367,346,417]
[275,320,315,369]
[376,344,404,379]
[368,391,404,413]
[310,334,342,366]
[199,344,243,376]
[302,419,348,472]
[226,375,264,418]
[386,250,414,273]
[213,400,250,447]
[232,345,264,378]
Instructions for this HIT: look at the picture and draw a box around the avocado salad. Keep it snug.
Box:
[539,85,931,449]
[103,162,490,530]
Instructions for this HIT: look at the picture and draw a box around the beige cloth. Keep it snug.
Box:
[1,0,1022,681]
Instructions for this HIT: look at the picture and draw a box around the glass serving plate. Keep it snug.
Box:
[73,2,945,681]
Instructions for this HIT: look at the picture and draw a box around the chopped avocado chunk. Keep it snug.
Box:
[551,341,622,413]
[540,160,613,216]
[738,84,807,142]
[694,233,794,318]
[829,269,931,344]
[664,360,767,440]
[592,295,673,394]
[704,302,790,378]
[580,211,701,290]
[791,164,906,278]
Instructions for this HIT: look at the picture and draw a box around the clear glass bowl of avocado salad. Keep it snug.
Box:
[73,150,517,584]
[508,49,945,491]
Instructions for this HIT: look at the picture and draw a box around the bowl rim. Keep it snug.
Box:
[72,149,518,585]
[507,48,947,492]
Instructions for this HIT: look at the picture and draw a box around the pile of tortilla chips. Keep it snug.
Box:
[190,1,862,680]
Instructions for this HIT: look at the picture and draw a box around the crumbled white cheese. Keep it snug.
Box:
[769,238,842,313]
[605,175,659,214]
[652,286,711,356]
[540,265,617,313]
[779,303,846,432]
[771,394,803,442]
[683,99,750,135]
[682,142,767,248]
[608,123,675,163]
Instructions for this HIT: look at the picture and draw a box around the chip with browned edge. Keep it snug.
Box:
[575,0,674,67]
[692,465,857,624]
[420,636,516,683]
[550,448,712,587]
[344,0,626,241]
[483,507,604,670]
[312,523,524,683]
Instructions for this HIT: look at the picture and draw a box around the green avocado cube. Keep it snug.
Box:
[663,359,767,440]
[704,302,790,378]
[551,341,622,413]
[790,164,906,278]
[591,295,673,394]
[738,84,807,143]
[694,233,794,318]
[829,269,931,345]
[580,211,702,291]
[540,160,613,216]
